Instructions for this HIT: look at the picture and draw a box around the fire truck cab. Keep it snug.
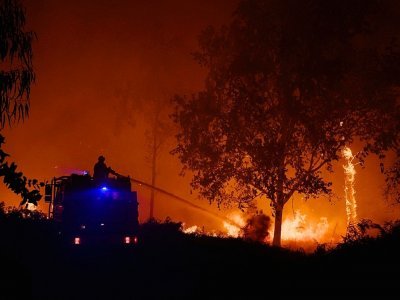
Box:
[46,173,139,245]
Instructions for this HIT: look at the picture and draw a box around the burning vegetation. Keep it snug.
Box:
[182,209,337,252]
[342,147,359,230]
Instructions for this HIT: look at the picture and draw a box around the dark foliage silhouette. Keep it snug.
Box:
[0,135,42,205]
[0,0,35,127]
[0,0,41,205]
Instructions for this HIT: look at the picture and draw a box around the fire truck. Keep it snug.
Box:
[45,173,139,245]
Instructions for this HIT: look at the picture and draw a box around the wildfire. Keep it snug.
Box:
[342,146,358,229]
[182,225,199,234]
[182,210,333,251]
[278,211,329,242]
[26,203,37,211]
[222,212,246,237]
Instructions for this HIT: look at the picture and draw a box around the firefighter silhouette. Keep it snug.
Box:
[93,155,116,180]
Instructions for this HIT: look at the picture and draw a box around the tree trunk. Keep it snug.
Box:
[149,128,157,220]
[273,160,285,247]
[272,204,283,247]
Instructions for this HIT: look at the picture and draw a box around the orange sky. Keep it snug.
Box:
[1,0,398,239]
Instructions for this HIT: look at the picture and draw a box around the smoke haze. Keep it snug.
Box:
[1,0,398,239]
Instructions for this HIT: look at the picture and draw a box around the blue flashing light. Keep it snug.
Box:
[101,186,108,191]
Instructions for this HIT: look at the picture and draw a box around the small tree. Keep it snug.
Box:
[114,30,184,219]
[172,0,400,246]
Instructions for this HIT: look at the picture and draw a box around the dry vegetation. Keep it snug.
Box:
[1,205,399,299]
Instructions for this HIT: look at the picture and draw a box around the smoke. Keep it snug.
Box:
[1,0,399,235]
[242,211,271,243]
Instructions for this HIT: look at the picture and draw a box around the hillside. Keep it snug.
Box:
[1,215,399,299]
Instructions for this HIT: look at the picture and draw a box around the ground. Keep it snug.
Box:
[1,219,399,299]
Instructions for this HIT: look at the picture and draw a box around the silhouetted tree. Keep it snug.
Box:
[114,31,184,219]
[172,0,400,246]
[146,103,173,219]
[0,136,42,205]
[0,0,40,205]
[384,159,400,203]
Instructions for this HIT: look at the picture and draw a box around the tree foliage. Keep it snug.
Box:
[0,0,35,127]
[0,136,42,205]
[0,0,40,206]
[383,159,400,203]
[172,0,400,246]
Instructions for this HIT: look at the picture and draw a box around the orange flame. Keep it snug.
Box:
[182,210,334,251]
[279,211,329,242]
[182,225,199,234]
[222,213,246,237]
[342,146,358,228]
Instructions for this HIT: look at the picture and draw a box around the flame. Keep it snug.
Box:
[26,203,37,211]
[181,209,336,253]
[182,225,199,234]
[182,210,333,249]
[342,146,358,229]
[223,212,246,237]
[279,211,329,242]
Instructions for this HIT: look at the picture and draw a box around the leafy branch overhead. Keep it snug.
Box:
[0,0,36,128]
[0,0,41,206]
[0,135,42,205]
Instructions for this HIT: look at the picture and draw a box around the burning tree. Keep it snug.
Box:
[172,0,400,246]
[342,147,359,231]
